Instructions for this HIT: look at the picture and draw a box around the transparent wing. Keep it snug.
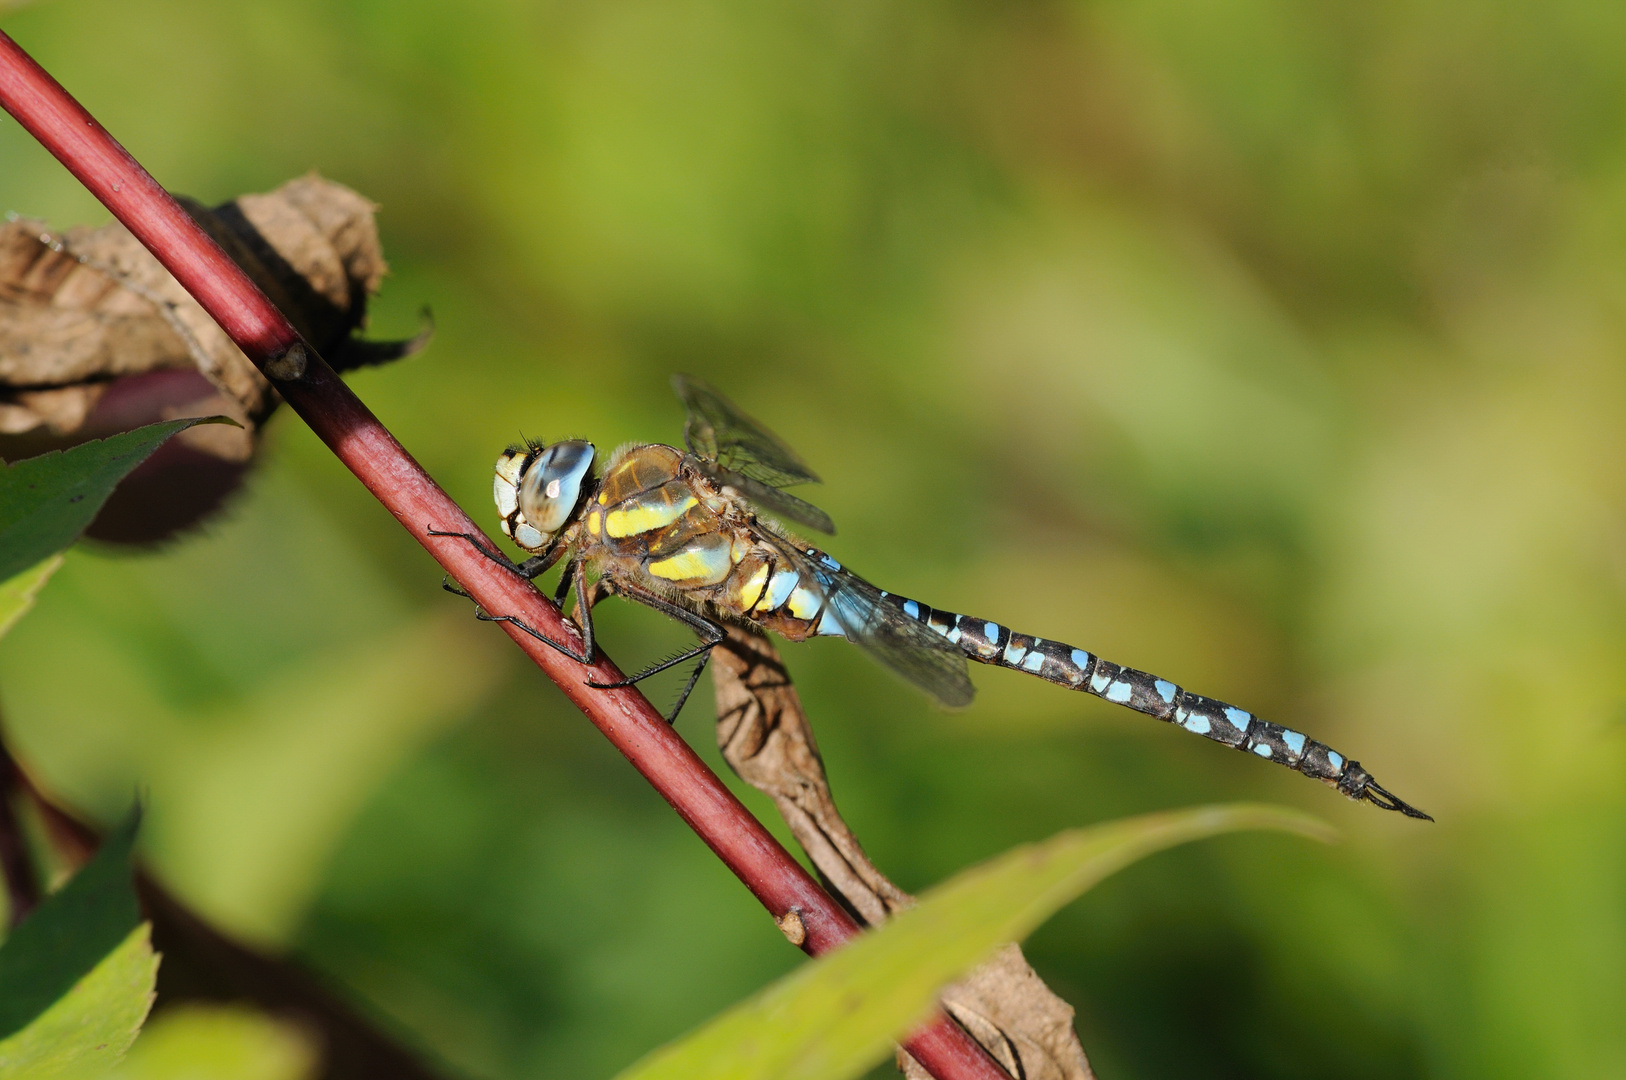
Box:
[820,567,975,708]
[722,475,836,535]
[673,373,821,486]
[673,374,836,534]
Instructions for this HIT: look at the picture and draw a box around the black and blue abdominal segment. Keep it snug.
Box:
[859,582,1431,819]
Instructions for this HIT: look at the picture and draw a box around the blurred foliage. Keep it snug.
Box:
[621,806,1330,1080]
[0,556,58,640]
[110,1005,318,1080]
[1,0,1624,1077]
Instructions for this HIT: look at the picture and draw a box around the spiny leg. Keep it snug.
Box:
[553,556,577,607]
[427,526,564,581]
[585,581,725,724]
[433,530,720,723]
[467,607,593,664]
[564,564,605,664]
[435,548,713,723]
[430,524,589,652]
[443,552,598,665]
[665,650,716,726]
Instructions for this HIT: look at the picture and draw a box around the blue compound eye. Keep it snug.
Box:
[518,440,595,535]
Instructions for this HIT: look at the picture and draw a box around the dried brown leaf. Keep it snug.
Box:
[0,174,420,541]
[0,173,403,435]
[711,625,1096,1080]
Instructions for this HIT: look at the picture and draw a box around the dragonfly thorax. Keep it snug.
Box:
[494,439,596,550]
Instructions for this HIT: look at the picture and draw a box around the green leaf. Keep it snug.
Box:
[0,807,143,1040]
[110,1004,319,1080]
[0,924,157,1080]
[0,556,62,641]
[617,804,1333,1080]
[0,417,235,583]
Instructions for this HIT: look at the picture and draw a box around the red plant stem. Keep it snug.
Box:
[0,29,1010,1080]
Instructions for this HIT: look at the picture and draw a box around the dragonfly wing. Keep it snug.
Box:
[673,373,823,487]
[713,467,836,534]
[823,570,975,708]
[673,373,837,533]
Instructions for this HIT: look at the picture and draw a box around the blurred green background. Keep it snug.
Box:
[3,0,1624,1077]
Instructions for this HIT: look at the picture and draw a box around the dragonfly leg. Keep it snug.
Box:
[665,651,715,725]
[442,552,598,665]
[469,608,592,663]
[553,555,580,608]
[563,555,602,662]
[585,581,724,724]
[427,527,562,580]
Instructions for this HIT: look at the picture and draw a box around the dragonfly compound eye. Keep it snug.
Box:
[519,439,596,535]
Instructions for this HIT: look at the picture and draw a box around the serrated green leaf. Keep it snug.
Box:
[0,807,143,1040]
[0,555,62,641]
[0,923,157,1079]
[617,804,1333,1080]
[0,417,235,583]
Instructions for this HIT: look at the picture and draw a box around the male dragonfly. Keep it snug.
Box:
[433,375,1430,819]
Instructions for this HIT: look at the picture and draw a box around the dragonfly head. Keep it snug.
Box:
[494,439,596,551]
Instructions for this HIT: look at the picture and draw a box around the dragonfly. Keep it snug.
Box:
[433,375,1430,819]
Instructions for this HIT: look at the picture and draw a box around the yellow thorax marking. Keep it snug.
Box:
[605,494,697,538]
[647,542,731,585]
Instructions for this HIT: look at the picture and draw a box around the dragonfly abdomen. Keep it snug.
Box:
[875,592,1430,818]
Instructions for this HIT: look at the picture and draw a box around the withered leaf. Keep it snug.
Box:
[0,174,423,542]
